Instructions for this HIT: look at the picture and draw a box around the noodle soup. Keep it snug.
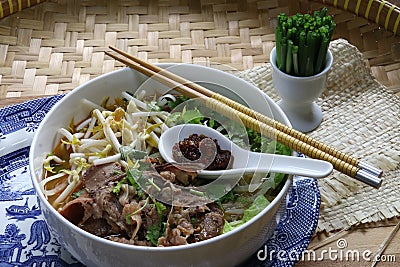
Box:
[29,65,293,267]
[41,91,291,247]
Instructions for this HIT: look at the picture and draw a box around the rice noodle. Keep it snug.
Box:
[53,172,80,208]
[43,93,173,209]
[43,180,68,197]
[40,172,68,195]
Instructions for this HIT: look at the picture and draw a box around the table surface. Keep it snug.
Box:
[298,218,400,266]
[1,96,399,266]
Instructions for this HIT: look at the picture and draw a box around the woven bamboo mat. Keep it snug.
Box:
[239,38,400,233]
[0,0,400,99]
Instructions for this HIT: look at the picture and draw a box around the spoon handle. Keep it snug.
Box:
[198,153,333,179]
[243,152,333,178]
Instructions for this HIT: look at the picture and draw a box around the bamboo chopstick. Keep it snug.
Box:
[105,47,383,189]
[108,46,382,179]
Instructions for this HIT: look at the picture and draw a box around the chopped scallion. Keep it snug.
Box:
[274,7,335,76]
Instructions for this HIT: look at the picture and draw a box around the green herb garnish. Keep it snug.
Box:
[145,201,167,246]
[146,224,162,246]
[275,7,335,76]
[126,197,149,224]
[112,169,143,197]
[167,95,190,109]
[72,188,86,199]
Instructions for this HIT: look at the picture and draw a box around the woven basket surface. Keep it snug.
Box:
[0,0,399,99]
[239,38,400,232]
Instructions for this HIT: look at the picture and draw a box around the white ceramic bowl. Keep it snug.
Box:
[29,64,292,267]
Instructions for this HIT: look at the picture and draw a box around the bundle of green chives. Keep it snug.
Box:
[275,7,335,76]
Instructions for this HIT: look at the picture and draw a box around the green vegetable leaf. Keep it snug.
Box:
[119,146,147,161]
[165,112,183,126]
[146,201,167,246]
[223,219,236,233]
[147,101,162,111]
[242,194,270,222]
[271,173,286,188]
[275,141,292,156]
[165,107,204,126]
[222,219,244,234]
[146,224,162,246]
[236,195,253,207]
[112,168,144,196]
[181,108,203,124]
[207,118,215,128]
[127,169,144,197]
[155,201,167,217]
[112,180,124,194]
[219,190,236,203]
[167,95,190,109]
[126,197,149,224]
[223,194,270,234]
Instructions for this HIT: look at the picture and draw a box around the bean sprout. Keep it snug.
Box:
[42,92,174,208]
[81,99,106,112]
[157,94,176,106]
[84,116,97,138]
[93,153,121,166]
[76,118,91,131]
[58,128,73,142]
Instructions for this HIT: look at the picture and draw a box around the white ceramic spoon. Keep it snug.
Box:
[159,124,333,179]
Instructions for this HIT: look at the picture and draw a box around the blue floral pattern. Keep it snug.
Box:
[0,96,320,267]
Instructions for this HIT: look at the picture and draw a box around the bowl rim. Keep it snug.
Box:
[29,63,293,252]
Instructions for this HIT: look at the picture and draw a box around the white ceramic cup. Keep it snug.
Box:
[270,47,333,132]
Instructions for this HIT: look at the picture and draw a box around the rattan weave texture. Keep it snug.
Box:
[0,0,399,99]
[238,38,400,232]
[1,0,399,235]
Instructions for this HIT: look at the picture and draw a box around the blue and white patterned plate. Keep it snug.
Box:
[0,95,320,267]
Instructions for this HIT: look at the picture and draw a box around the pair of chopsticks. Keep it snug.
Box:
[105,46,383,189]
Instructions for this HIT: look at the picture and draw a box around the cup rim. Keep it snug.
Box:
[270,47,333,80]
